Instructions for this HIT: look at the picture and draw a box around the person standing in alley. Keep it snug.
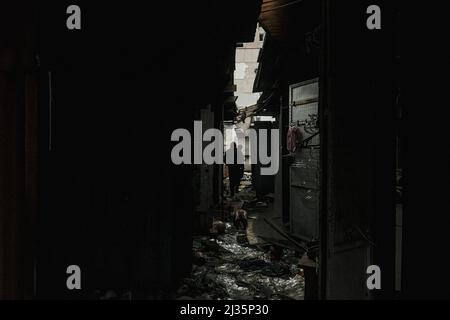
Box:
[225,142,244,199]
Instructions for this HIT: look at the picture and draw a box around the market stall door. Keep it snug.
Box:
[289,79,320,241]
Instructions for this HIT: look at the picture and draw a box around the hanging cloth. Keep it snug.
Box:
[287,126,302,153]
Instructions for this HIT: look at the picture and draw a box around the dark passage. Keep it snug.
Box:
[1,1,427,301]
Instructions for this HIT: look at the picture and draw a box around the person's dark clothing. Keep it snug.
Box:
[225,144,244,197]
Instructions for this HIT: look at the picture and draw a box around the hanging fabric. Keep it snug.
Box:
[287,125,302,153]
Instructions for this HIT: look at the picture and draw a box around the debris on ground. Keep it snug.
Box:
[176,223,305,300]
[211,220,226,235]
[269,245,284,261]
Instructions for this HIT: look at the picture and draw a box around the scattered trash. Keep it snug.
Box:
[193,251,207,266]
[177,184,304,300]
[177,225,304,300]
[269,245,284,261]
[236,231,248,244]
[211,220,226,235]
